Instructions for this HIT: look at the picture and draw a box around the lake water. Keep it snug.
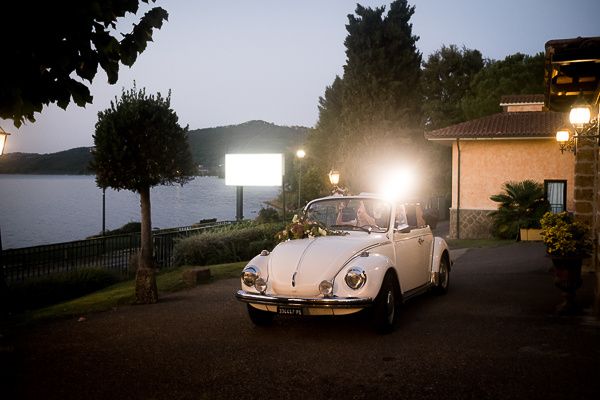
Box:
[0,175,280,249]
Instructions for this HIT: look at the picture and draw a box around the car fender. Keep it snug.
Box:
[332,252,396,299]
[240,252,271,291]
[430,237,451,274]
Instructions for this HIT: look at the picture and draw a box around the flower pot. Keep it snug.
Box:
[548,255,583,315]
[519,228,543,241]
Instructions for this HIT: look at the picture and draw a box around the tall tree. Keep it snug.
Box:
[422,45,484,130]
[306,76,345,185]
[1,0,167,127]
[461,52,546,120]
[91,87,195,303]
[309,1,423,192]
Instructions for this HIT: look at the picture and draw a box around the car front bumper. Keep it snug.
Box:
[235,290,373,309]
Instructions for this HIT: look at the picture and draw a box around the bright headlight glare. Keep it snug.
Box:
[254,277,267,293]
[345,267,367,290]
[319,280,333,296]
[241,266,259,287]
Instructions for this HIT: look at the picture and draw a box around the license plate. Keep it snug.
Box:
[277,306,303,316]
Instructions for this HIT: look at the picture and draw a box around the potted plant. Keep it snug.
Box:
[540,211,592,314]
[489,180,550,240]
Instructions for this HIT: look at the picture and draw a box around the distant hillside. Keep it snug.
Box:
[0,147,93,174]
[0,120,310,175]
[188,120,308,168]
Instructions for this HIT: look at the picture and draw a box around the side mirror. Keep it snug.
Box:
[396,225,412,234]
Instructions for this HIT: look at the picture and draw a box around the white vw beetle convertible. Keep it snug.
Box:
[235,194,451,332]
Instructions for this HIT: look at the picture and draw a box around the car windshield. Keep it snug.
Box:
[305,198,391,232]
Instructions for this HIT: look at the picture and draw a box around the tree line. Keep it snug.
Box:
[301,0,545,200]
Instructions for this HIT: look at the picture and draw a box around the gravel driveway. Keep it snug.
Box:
[4,242,600,400]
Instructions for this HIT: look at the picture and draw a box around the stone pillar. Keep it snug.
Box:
[573,137,599,316]
[595,141,600,316]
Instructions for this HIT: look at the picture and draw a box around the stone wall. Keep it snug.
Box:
[573,138,598,275]
[449,209,494,239]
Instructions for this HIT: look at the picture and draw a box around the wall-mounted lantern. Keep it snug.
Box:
[556,97,600,154]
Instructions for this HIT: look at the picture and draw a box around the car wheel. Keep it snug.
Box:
[247,304,275,326]
[372,273,398,334]
[433,255,450,295]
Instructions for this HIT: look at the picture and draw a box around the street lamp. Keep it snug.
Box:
[328,169,342,195]
[296,149,305,209]
[0,127,9,289]
[0,127,10,155]
[328,169,340,186]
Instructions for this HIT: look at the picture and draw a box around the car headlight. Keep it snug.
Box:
[254,277,267,293]
[319,280,333,297]
[241,266,259,287]
[345,267,367,290]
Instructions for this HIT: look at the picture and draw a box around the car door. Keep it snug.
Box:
[392,204,422,291]
[408,204,434,286]
[393,204,433,291]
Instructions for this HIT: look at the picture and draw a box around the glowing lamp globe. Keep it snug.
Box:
[555,129,570,143]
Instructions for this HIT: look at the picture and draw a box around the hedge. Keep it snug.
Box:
[173,222,283,267]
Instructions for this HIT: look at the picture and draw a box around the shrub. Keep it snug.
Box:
[173,223,283,266]
[540,212,591,257]
[87,221,141,238]
[255,207,280,224]
[6,268,120,312]
[489,180,549,239]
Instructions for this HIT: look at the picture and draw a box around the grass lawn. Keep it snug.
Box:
[19,261,246,324]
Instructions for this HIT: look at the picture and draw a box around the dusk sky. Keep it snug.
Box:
[2,0,599,154]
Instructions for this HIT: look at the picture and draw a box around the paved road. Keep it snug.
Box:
[3,242,600,400]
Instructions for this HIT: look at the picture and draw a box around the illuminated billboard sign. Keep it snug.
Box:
[225,153,284,186]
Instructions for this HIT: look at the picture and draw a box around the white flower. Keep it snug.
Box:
[292,214,300,223]
[318,227,327,236]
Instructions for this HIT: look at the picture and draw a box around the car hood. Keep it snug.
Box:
[268,233,388,296]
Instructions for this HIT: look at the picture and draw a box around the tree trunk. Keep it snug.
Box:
[135,186,158,304]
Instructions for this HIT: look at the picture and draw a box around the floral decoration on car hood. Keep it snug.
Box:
[275,214,347,243]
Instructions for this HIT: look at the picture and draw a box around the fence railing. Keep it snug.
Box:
[1,221,235,284]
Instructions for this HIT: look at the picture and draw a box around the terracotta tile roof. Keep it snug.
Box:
[425,111,567,140]
[500,94,545,105]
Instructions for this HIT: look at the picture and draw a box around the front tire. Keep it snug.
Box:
[433,255,450,295]
[247,304,275,326]
[372,273,399,334]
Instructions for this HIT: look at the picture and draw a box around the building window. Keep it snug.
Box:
[544,180,567,213]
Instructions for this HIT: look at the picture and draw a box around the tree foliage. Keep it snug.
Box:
[91,86,195,304]
[422,45,484,130]
[461,52,546,120]
[307,0,424,192]
[91,87,195,192]
[1,0,168,127]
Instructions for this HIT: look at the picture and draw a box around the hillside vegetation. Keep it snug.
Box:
[0,120,309,175]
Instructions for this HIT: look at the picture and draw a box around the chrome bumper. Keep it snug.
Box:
[235,290,373,309]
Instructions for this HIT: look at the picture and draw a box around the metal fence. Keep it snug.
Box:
[1,221,234,284]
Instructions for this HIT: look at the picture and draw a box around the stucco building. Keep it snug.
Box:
[425,94,572,239]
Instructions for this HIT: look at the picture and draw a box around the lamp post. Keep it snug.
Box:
[0,127,10,156]
[0,127,10,290]
[296,149,305,209]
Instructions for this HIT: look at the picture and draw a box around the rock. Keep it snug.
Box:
[182,267,212,287]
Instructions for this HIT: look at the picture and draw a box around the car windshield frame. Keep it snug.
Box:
[304,196,392,233]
